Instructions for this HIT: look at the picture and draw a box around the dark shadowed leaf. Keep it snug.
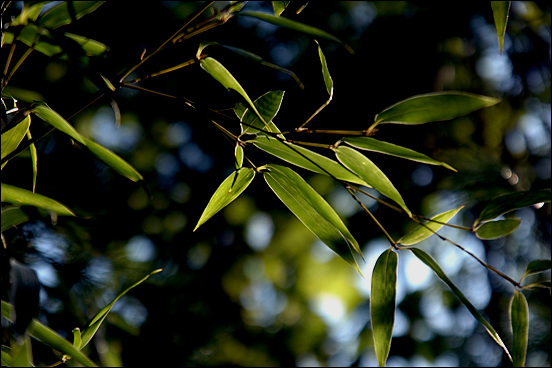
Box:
[1,183,75,217]
[335,146,411,217]
[474,189,551,226]
[520,260,551,282]
[510,290,529,367]
[374,91,500,126]
[342,136,456,172]
[475,218,521,240]
[194,168,255,231]
[410,248,512,361]
[38,1,105,29]
[371,248,398,367]
[1,207,31,232]
[263,164,362,272]
[398,206,464,245]
[491,1,511,54]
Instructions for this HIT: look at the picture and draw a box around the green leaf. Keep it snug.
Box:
[32,102,85,144]
[491,1,511,54]
[11,335,33,367]
[1,300,97,367]
[409,248,512,361]
[200,57,267,127]
[10,2,44,26]
[520,260,551,282]
[335,146,411,217]
[239,90,284,136]
[263,164,362,272]
[235,143,244,169]
[194,168,255,231]
[239,12,354,54]
[1,115,31,169]
[317,42,333,98]
[38,1,105,29]
[474,218,521,240]
[3,25,62,57]
[250,136,370,187]
[1,183,75,217]
[398,206,464,246]
[510,290,529,367]
[374,91,501,126]
[1,207,31,232]
[272,1,290,16]
[371,248,398,367]
[342,136,456,172]
[64,33,109,56]
[79,269,162,350]
[474,189,551,226]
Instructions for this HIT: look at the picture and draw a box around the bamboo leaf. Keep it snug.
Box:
[475,218,521,240]
[263,164,362,272]
[64,32,109,56]
[491,1,511,54]
[250,136,370,187]
[409,248,512,361]
[38,1,105,29]
[1,207,31,232]
[317,42,333,98]
[374,91,501,126]
[32,102,85,144]
[1,115,31,169]
[398,206,464,246]
[194,168,255,231]
[474,189,551,226]
[342,136,456,172]
[371,248,398,367]
[335,146,411,217]
[79,269,162,350]
[235,144,244,169]
[510,290,529,367]
[272,1,290,16]
[520,260,551,282]
[239,90,284,136]
[1,183,75,217]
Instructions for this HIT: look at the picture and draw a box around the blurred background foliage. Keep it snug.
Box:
[1,1,550,366]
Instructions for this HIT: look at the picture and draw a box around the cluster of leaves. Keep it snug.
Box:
[1,1,550,367]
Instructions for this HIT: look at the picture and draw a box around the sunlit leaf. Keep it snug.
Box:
[272,1,290,16]
[28,130,38,193]
[371,248,398,367]
[251,136,370,187]
[239,90,284,136]
[520,260,551,282]
[398,206,464,245]
[200,57,267,126]
[1,183,75,217]
[342,136,456,172]
[1,207,31,232]
[335,146,411,217]
[491,1,511,54]
[1,115,31,169]
[10,2,44,26]
[38,1,105,29]
[474,189,551,226]
[1,300,97,367]
[510,290,529,367]
[409,248,512,361]
[194,168,255,231]
[374,91,501,126]
[235,143,244,169]
[3,25,63,57]
[79,269,162,350]
[263,164,362,272]
[65,33,109,56]
[317,41,333,97]
[32,102,85,144]
[239,11,354,53]
[474,218,521,240]
[11,335,33,367]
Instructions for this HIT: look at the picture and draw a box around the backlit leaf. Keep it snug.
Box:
[263,164,362,272]
[194,168,255,231]
[510,290,529,367]
[410,248,512,361]
[491,1,511,54]
[398,206,463,246]
[1,207,31,232]
[65,33,109,56]
[32,102,85,144]
[520,260,551,282]
[272,1,290,16]
[317,42,333,97]
[1,183,75,217]
[371,248,398,367]
[374,91,500,126]
[475,218,521,240]
[239,90,284,136]
[342,136,456,172]
[1,115,31,169]
[38,1,105,29]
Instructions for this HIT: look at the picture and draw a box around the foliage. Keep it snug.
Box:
[1,1,550,367]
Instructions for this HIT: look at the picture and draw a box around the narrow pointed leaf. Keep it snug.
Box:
[79,269,162,350]
[240,90,284,136]
[26,129,38,192]
[235,144,244,169]
[474,189,551,226]
[1,207,31,232]
[475,218,521,240]
[38,1,104,29]
[520,260,551,282]
[409,248,512,361]
[12,335,32,367]
[510,290,529,367]
[398,206,464,246]
[200,57,267,127]
[239,12,354,54]
[194,168,255,231]
[272,1,290,16]
[65,33,109,56]
[371,248,398,367]
[251,136,370,187]
[335,146,411,217]
[317,42,333,97]
[491,1,511,54]
[1,115,31,168]
[1,183,75,216]
[32,102,85,144]
[343,136,456,172]
[263,164,362,272]
[374,92,501,126]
